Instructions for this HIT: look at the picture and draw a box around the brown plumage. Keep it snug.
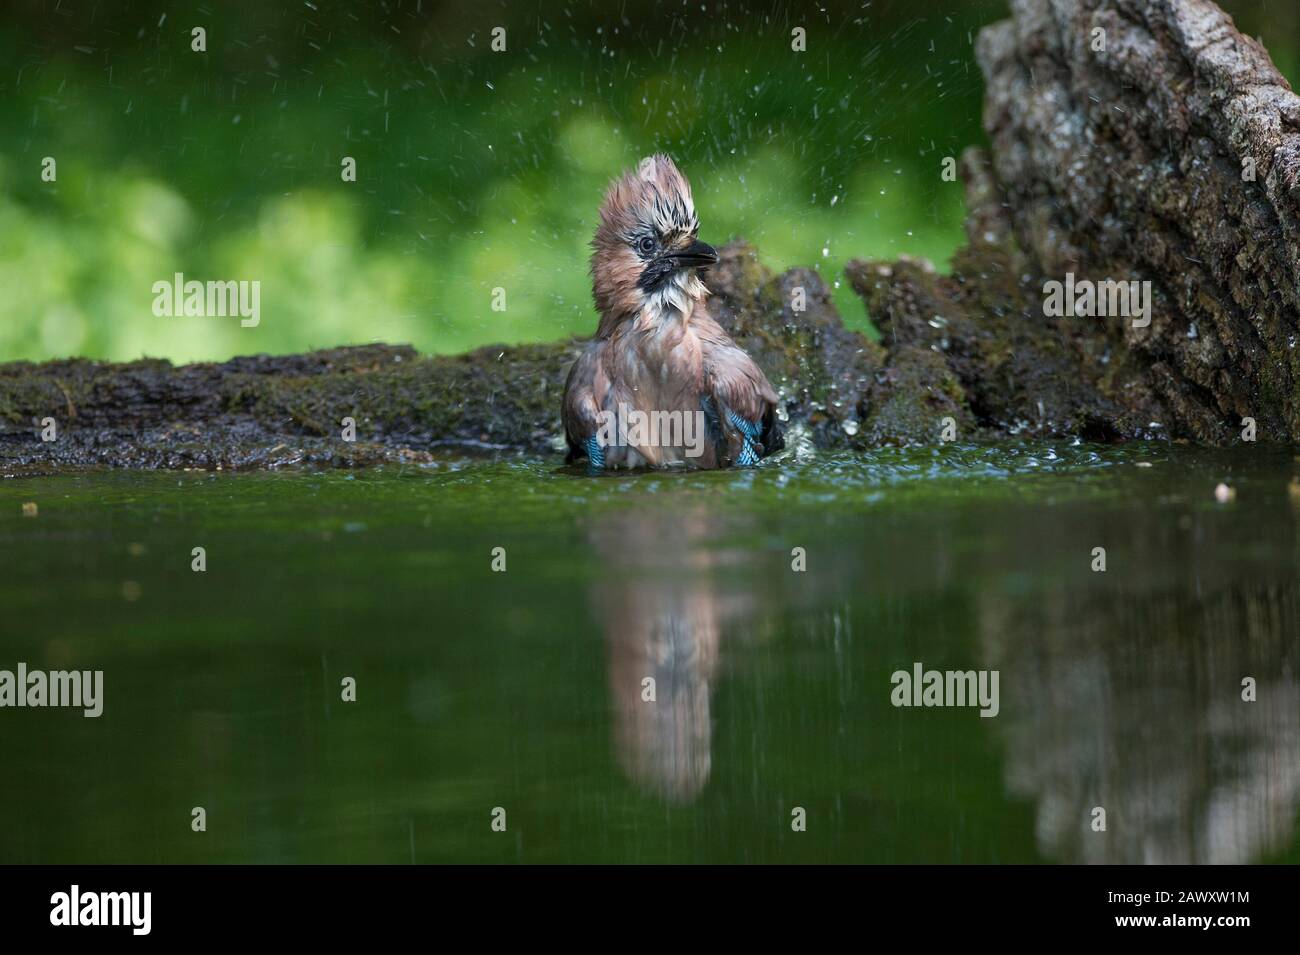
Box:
[561,154,782,470]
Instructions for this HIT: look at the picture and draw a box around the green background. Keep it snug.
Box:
[2,0,1295,363]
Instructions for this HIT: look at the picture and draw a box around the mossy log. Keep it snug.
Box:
[2,0,1293,475]
[0,244,885,474]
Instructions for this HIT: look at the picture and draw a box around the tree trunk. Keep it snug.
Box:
[974,0,1300,443]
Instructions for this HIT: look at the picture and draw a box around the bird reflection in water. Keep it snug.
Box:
[585,505,753,803]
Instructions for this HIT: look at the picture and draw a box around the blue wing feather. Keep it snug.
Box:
[725,409,762,466]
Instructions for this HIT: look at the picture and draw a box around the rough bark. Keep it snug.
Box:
[854,0,1300,446]
[976,0,1300,443]
[2,0,1294,475]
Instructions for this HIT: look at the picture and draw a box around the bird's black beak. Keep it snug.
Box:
[669,239,719,270]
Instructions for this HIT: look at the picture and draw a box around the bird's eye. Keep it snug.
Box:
[637,236,656,255]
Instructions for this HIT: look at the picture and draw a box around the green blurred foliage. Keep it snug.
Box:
[0,0,1293,362]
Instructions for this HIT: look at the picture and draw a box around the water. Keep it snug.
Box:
[2,443,1298,863]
